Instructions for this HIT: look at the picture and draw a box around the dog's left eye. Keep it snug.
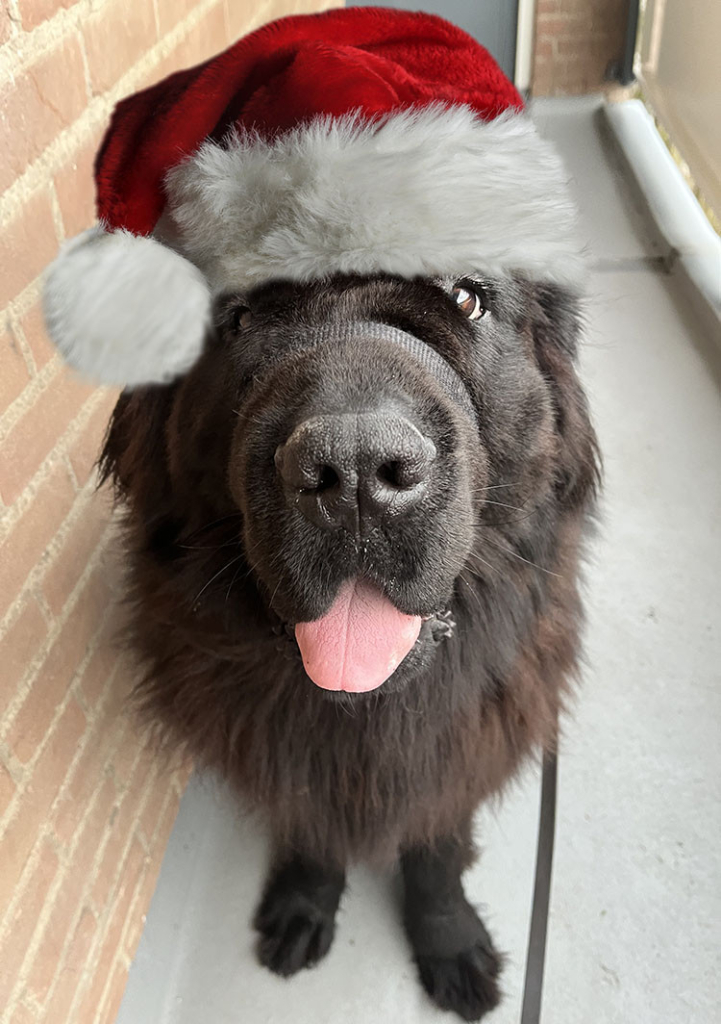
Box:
[451,284,486,320]
[231,305,252,331]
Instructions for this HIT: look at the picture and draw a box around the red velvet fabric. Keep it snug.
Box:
[95,7,523,237]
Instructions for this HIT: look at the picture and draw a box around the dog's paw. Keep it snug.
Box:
[254,887,337,977]
[416,940,502,1022]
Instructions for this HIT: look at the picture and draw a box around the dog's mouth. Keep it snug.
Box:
[291,577,456,693]
[295,577,421,692]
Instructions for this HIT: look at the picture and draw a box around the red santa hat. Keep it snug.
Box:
[43,6,581,386]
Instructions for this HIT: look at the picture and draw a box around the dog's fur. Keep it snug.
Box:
[101,272,598,1020]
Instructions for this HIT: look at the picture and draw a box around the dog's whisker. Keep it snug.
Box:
[181,511,244,543]
[225,559,248,603]
[179,538,244,552]
[482,499,529,514]
[475,482,522,492]
[191,554,246,607]
[482,537,563,578]
[463,554,499,579]
[457,572,484,613]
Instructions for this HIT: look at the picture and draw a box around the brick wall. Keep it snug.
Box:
[532,0,631,96]
[0,2,332,1022]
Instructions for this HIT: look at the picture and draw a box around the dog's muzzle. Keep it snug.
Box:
[304,320,477,423]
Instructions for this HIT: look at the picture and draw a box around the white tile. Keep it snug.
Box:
[117,769,542,1024]
[543,267,721,1024]
[531,97,666,265]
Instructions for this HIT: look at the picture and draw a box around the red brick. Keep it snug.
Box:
[536,15,583,36]
[173,756,194,791]
[53,129,104,238]
[0,699,85,919]
[76,622,122,708]
[535,36,556,61]
[0,839,59,1008]
[42,908,97,1023]
[0,597,48,721]
[531,60,554,92]
[95,540,128,602]
[25,825,106,1005]
[83,0,157,95]
[555,35,588,57]
[1,4,13,45]
[52,740,117,848]
[176,1,228,67]
[5,580,105,765]
[0,35,88,195]
[122,860,159,957]
[0,462,76,621]
[17,0,78,31]
[6,1001,36,1024]
[78,840,146,1021]
[109,835,148,939]
[0,190,58,308]
[0,368,95,505]
[0,761,16,819]
[0,327,30,417]
[20,301,57,373]
[156,0,197,38]
[138,766,166,845]
[42,493,112,615]
[99,959,130,1024]
[142,50,181,89]
[89,769,149,911]
[111,715,152,790]
[25,888,83,1004]
[153,784,181,853]
[66,391,117,488]
[6,618,92,765]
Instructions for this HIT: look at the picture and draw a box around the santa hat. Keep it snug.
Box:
[43,7,581,387]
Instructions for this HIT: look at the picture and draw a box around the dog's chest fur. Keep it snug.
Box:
[126,520,582,865]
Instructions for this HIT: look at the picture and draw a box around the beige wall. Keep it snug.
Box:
[639,0,721,219]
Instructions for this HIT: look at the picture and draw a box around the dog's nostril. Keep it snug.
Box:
[316,465,340,492]
[377,461,402,487]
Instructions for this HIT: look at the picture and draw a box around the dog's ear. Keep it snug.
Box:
[99,386,178,536]
[531,284,601,509]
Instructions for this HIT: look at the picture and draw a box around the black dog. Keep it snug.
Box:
[100,271,598,1021]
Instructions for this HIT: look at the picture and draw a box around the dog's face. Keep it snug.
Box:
[105,272,597,695]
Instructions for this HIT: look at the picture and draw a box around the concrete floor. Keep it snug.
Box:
[116,98,721,1024]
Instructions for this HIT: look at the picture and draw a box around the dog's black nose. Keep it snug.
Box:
[275,412,436,533]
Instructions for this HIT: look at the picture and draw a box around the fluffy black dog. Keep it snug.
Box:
[100,271,598,1021]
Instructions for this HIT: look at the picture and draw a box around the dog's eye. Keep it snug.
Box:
[231,305,252,331]
[451,284,486,321]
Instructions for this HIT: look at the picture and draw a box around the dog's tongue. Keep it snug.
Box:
[295,579,422,692]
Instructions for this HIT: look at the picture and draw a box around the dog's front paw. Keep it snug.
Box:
[405,898,503,1021]
[416,940,502,1021]
[255,892,336,976]
[253,856,344,976]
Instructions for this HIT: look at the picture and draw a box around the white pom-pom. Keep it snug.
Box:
[42,227,212,386]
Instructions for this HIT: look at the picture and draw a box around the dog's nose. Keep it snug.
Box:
[275,412,436,533]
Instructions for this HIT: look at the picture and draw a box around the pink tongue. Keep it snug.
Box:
[295,579,422,692]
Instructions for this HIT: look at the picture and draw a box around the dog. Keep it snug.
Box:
[99,269,598,1020]
[41,9,599,1020]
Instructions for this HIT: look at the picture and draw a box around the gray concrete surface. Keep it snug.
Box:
[116,98,721,1024]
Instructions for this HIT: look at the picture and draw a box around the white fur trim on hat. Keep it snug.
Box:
[161,104,584,293]
[42,227,211,386]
